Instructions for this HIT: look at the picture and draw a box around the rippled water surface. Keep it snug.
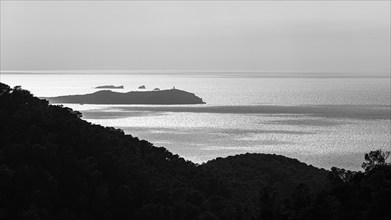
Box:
[3,73,390,170]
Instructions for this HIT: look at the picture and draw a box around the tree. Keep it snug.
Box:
[328,167,356,186]
[362,150,390,172]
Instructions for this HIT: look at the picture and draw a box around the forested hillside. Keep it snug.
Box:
[1,83,389,220]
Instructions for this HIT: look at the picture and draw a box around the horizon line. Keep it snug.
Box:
[1,69,390,74]
[1,70,389,79]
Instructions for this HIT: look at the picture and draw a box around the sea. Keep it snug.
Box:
[2,72,390,170]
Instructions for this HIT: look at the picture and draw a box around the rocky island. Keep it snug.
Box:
[95,85,124,89]
[44,88,205,104]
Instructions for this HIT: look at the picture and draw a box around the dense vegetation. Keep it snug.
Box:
[0,83,390,220]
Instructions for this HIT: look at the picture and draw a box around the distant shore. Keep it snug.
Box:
[44,89,206,105]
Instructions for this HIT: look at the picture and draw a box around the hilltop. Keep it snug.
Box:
[95,85,124,89]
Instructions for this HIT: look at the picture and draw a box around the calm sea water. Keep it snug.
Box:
[2,73,390,170]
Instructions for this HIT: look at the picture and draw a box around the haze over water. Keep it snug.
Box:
[2,72,390,170]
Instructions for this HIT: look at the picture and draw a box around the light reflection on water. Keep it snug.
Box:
[83,109,390,170]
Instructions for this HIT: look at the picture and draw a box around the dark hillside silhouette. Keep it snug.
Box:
[266,151,391,220]
[0,83,390,220]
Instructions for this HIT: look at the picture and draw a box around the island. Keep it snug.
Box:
[95,85,124,89]
[44,88,206,104]
[138,85,146,89]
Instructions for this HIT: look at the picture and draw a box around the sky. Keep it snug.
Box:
[1,1,390,75]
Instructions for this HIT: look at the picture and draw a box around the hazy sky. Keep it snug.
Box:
[1,1,390,74]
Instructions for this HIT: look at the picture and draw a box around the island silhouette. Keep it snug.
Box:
[44,88,205,104]
[95,85,124,89]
